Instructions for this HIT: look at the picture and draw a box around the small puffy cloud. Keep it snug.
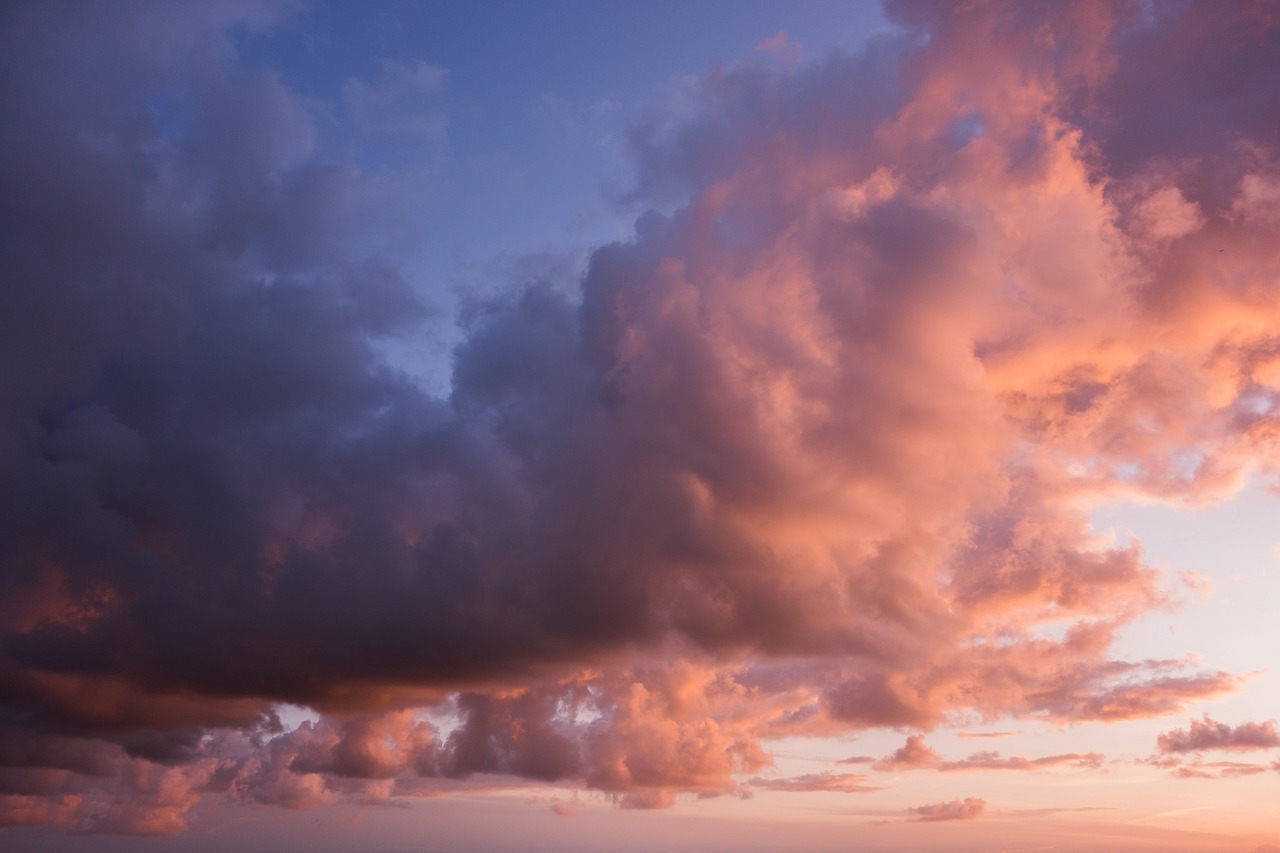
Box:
[1157,715,1280,753]
[910,797,987,822]
[753,31,804,69]
[872,735,942,771]
[1134,186,1206,242]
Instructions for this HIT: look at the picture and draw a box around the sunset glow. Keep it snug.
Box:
[2,2,1279,851]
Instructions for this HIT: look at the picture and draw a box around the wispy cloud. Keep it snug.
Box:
[747,772,881,794]
[870,736,1103,773]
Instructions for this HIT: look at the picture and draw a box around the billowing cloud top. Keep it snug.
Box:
[2,0,1280,836]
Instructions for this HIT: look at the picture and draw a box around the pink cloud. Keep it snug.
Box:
[1171,760,1269,780]
[1156,715,1280,753]
[938,751,1104,772]
[870,736,1103,773]
[910,796,987,822]
[753,30,804,68]
[747,772,880,794]
[872,735,941,771]
[1142,753,1272,780]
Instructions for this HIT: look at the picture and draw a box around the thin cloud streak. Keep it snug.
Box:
[747,772,881,793]
[870,735,1103,773]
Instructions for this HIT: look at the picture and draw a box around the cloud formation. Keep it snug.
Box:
[909,796,987,822]
[1156,715,1280,753]
[747,772,879,794]
[1169,760,1269,780]
[2,0,1280,833]
[868,735,1102,773]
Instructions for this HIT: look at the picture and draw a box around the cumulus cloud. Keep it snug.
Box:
[910,796,987,822]
[3,0,1280,833]
[1156,715,1280,753]
[872,735,942,771]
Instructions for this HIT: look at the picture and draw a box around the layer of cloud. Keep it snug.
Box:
[747,772,879,794]
[868,736,1102,773]
[1169,760,1269,780]
[3,0,1280,833]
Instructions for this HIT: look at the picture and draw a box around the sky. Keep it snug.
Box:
[1,1,1279,851]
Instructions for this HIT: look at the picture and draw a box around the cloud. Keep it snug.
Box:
[1157,715,1280,753]
[3,0,1280,833]
[938,751,1104,772]
[1142,753,1271,780]
[1170,761,1268,780]
[753,31,804,70]
[910,796,987,822]
[872,735,942,771]
[342,59,449,141]
[870,736,1103,773]
[747,772,880,794]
